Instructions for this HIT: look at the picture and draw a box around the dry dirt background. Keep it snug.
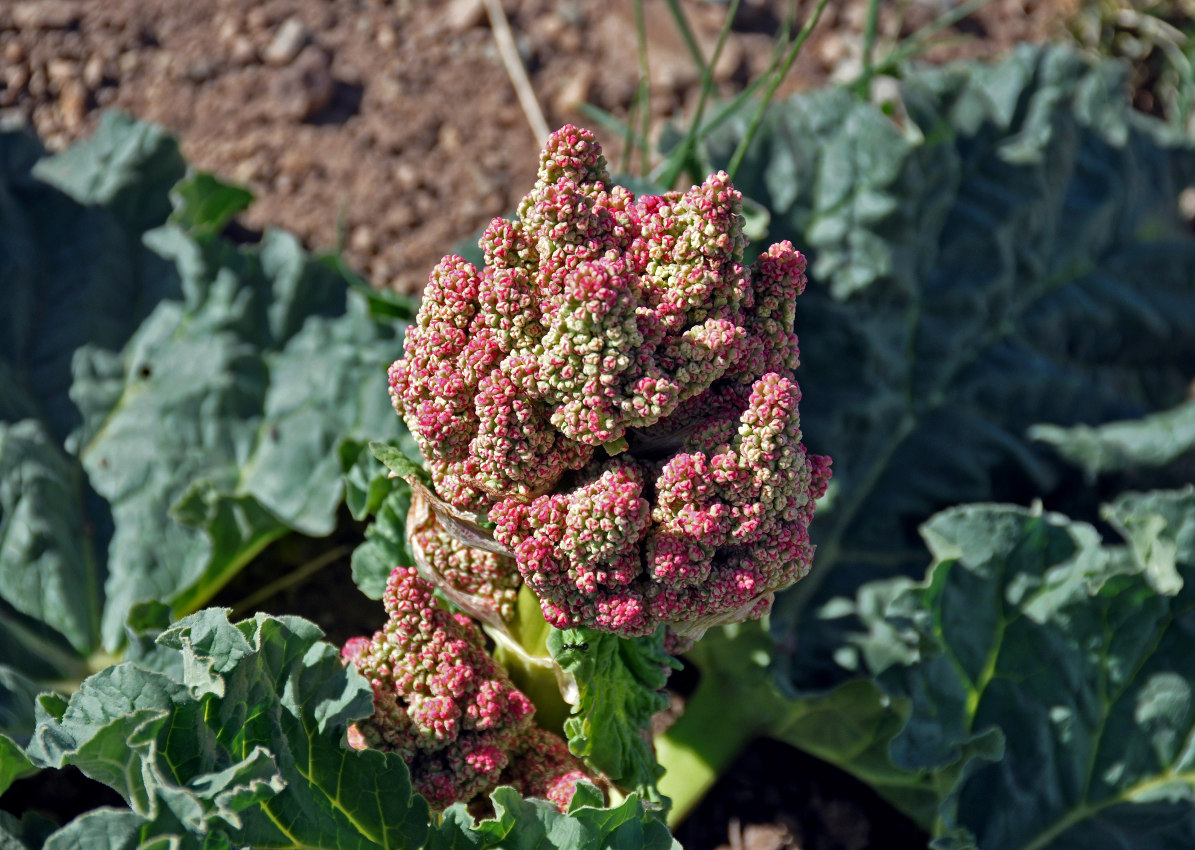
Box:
[2,0,1065,296]
[1,1,1071,847]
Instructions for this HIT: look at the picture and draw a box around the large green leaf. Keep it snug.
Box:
[0,732,36,797]
[340,439,417,600]
[842,488,1195,848]
[430,784,677,850]
[0,809,56,850]
[655,619,944,828]
[1032,400,1195,483]
[74,224,404,647]
[548,627,677,803]
[0,115,183,670]
[0,115,409,706]
[700,45,1195,691]
[25,609,431,849]
[19,610,669,849]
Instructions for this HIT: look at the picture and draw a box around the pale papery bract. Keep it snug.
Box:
[411,523,521,622]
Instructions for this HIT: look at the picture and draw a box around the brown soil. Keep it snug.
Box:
[0,0,1070,845]
[1,0,1065,295]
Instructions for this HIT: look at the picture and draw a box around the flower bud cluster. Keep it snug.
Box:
[343,567,585,809]
[389,125,830,638]
[411,522,521,622]
[491,375,830,635]
[390,126,755,508]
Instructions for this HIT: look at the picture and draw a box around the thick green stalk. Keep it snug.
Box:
[655,621,785,825]
[655,620,938,829]
[168,526,289,619]
[488,585,573,735]
[656,664,774,826]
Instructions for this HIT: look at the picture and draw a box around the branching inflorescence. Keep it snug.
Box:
[388,125,830,639]
[343,566,587,810]
[345,124,829,812]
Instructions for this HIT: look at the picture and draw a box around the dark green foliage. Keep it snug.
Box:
[842,489,1195,848]
[549,627,679,804]
[0,113,410,712]
[697,45,1195,692]
[24,609,432,849]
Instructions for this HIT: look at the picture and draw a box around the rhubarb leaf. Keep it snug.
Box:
[26,609,431,849]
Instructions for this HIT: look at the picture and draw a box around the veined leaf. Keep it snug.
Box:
[0,115,408,705]
[845,489,1195,848]
[25,609,430,849]
[548,627,678,803]
[430,785,677,850]
[341,439,417,600]
[0,809,56,850]
[168,172,253,238]
[0,732,36,797]
[1032,400,1195,483]
[700,45,1195,692]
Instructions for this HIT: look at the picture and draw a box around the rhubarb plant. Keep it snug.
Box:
[4,44,1195,850]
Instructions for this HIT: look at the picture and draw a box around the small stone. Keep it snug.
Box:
[2,66,30,107]
[393,162,419,190]
[350,225,375,254]
[46,58,77,86]
[376,23,398,50]
[1180,187,1195,222]
[82,55,105,89]
[557,27,581,54]
[378,67,407,100]
[229,36,257,66]
[58,79,87,131]
[438,123,462,153]
[263,17,309,66]
[216,14,240,43]
[444,0,485,33]
[535,13,565,43]
[552,70,591,115]
[11,1,81,30]
[711,37,744,83]
[4,43,25,65]
[268,46,334,120]
[186,58,218,83]
[27,67,47,98]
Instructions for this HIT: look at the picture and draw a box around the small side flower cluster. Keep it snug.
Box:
[389,125,830,638]
[343,566,587,810]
